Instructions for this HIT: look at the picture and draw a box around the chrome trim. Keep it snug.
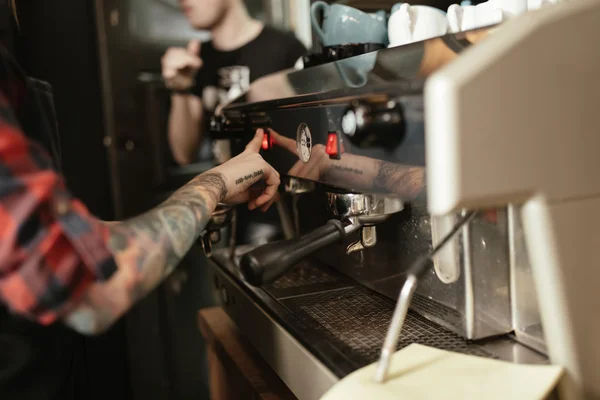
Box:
[327,193,404,220]
[210,262,339,400]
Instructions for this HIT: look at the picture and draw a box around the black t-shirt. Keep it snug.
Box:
[192,25,306,161]
[191,26,306,244]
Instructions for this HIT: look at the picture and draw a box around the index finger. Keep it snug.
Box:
[245,128,264,153]
[187,40,201,56]
[182,53,203,69]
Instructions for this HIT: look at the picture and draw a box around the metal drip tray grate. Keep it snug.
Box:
[210,249,547,379]
[263,260,353,299]
[270,261,339,289]
[284,287,495,365]
[411,293,463,328]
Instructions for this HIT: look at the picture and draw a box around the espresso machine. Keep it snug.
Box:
[205,1,600,399]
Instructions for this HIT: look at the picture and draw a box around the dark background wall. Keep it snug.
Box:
[13,1,126,399]
[15,0,114,220]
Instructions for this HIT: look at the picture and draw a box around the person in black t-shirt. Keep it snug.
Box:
[162,0,306,246]
[162,0,306,166]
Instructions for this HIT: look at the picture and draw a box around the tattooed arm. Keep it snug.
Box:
[321,157,425,201]
[325,157,425,202]
[63,130,280,334]
[271,130,425,202]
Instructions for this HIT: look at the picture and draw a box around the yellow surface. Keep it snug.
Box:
[321,344,563,400]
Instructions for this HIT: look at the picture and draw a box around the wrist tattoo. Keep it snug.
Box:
[189,172,228,203]
[235,169,263,185]
[329,164,364,175]
[322,164,363,182]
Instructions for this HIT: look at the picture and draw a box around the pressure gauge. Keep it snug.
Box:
[296,123,312,163]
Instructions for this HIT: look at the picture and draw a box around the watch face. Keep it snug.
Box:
[296,123,312,163]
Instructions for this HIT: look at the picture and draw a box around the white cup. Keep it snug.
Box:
[477,0,505,26]
[388,4,449,47]
[447,4,476,31]
[448,0,520,32]
[495,0,528,16]
[447,0,529,32]
[527,0,558,10]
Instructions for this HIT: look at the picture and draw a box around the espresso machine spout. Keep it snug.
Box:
[284,177,316,237]
[200,203,234,258]
[346,225,377,254]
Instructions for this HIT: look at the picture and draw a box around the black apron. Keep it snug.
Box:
[0,57,85,399]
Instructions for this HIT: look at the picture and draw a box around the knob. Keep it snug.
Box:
[341,100,405,149]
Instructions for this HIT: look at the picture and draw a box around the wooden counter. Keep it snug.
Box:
[198,307,297,400]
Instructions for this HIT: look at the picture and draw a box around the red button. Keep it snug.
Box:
[261,129,273,150]
[326,132,340,158]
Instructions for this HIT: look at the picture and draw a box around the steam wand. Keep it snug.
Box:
[374,210,477,383]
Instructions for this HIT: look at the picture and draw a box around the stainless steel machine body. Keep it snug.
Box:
[424,3,600,397]
[212,27,523,342]
[199,6,599,397]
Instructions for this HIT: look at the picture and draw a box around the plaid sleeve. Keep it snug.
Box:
[0,91,117,325]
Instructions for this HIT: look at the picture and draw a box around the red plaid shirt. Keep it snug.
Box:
[0,49,116,325]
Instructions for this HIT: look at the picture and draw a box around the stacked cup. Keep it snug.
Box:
[447,0,564,33]
[309,2,452,51]
[448,0,526,32]
[310,1,389,48]
[309,0,566,53]
[388,3,449,47]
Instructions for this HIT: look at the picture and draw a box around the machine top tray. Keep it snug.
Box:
[219,28,493,114]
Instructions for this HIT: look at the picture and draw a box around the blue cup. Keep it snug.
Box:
[370,9,388,23]
[310,1,388,47]
[335,52,377,88]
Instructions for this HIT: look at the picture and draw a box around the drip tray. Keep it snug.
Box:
[213,248,548,380]
[264,260,353,298]
[281,287,494,366]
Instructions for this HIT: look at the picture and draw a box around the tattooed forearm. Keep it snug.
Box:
[158,206,197,258]
[374,161,425,201]
[65,172,227,335]
[321,156,425,202]
[235,169,263,185]
[165,172,227,216]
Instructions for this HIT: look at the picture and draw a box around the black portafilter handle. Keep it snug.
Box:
[240,220,347,286]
